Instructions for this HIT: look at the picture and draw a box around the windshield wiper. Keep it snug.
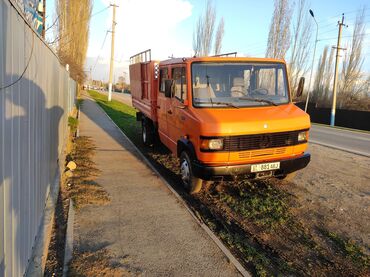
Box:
[195,101,239,108]
[238,97,277,106]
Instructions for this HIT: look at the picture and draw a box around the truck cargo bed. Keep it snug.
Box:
[129,50,159,122]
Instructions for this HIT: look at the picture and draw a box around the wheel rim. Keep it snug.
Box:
[180,158,190,186]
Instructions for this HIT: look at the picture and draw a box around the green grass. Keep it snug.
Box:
[68,116,78,133]
[219,230,270,277]
[220,182,290,229]
[321,229,370,270]
[88,90,139,141]
[203,215,296,277]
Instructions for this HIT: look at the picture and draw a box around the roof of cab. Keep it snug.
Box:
[159,56,287,66]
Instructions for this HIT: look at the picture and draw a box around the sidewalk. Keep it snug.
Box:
[74,94,240,276]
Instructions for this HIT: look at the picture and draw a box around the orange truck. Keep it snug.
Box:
[129,49,310,194]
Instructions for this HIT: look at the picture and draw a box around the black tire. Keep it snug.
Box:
[141,119,154,146]
[180,152,203,194]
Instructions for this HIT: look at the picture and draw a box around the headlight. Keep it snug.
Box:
[298,131,308,142]
[200,138,224,150]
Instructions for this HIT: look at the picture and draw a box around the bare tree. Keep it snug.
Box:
[202,0,216,56]
[214,17,224,55]
[266,0,292,59]
[312,46,328,103]
[57,0,92,83]
[311,45,336,106]
[338,8,367,108]
[288,0,312,95]
[193,0,224,56]
[321,47,335,104]
[193,17,203,57]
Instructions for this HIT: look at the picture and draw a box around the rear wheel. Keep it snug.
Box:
[141,119,154,146]
[180,152,203,194]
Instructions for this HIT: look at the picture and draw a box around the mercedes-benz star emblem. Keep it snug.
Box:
[259,135,271,148]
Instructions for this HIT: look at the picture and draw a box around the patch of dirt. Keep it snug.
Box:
[44,130,74,277]
[197,182,368,276]
[66,135,131,276]
[140,141,370,276]
[44,186,69,276]
[66,136,110,209]
[68,249,131,277]
[288,144,370,252]
[44,134,112,276]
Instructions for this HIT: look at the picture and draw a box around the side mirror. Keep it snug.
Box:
[165,80,174,98]
[296,77,305,98]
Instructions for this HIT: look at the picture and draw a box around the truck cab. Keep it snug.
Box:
[130,50,310,194]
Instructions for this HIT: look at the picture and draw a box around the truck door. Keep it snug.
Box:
[167,67,187,151]
[157,68,170,146]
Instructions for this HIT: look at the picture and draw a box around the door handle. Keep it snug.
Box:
[168,110,173,115]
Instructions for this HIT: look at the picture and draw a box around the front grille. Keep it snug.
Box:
[223,130,306,152]
[238,148,287,159]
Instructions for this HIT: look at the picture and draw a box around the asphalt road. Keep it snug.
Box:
[309,124,370,157]
[110,91,132,106]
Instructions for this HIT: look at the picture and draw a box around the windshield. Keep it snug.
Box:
[191,62,290,108]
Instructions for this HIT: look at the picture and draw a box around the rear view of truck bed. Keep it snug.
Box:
[129,49,159,122]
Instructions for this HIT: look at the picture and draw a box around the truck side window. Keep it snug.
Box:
[159,68,168,93]
[181,67,187,101]
[172,67,187,101]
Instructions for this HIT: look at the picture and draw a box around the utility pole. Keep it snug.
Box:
[330,14,347,126]
[108,3,118,102]
[89,67,92,89]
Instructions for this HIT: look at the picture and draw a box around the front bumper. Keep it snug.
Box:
[192,153,311,181]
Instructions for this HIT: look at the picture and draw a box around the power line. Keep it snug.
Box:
[319,27,339,36]
[47,6,109,33]
[0,32,35,91]
[92,30,110,73]
[317,7,370,23]
[45,14,60,33]
[46,6,110,44]
[319,32,370,42]
[335,10,370,23]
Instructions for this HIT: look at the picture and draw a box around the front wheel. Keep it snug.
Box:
[180,152,203,194]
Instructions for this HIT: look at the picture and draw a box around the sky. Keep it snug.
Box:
[46,0,370,83]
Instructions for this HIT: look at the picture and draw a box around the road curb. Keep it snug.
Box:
[312,123,370,134]
[62,199,75,277]
[90,96,251,277]
[309,140,370,158]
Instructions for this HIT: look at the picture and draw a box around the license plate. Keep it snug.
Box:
[251,162,280,173]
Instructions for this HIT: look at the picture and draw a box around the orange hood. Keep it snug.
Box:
[191,103,310,136]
